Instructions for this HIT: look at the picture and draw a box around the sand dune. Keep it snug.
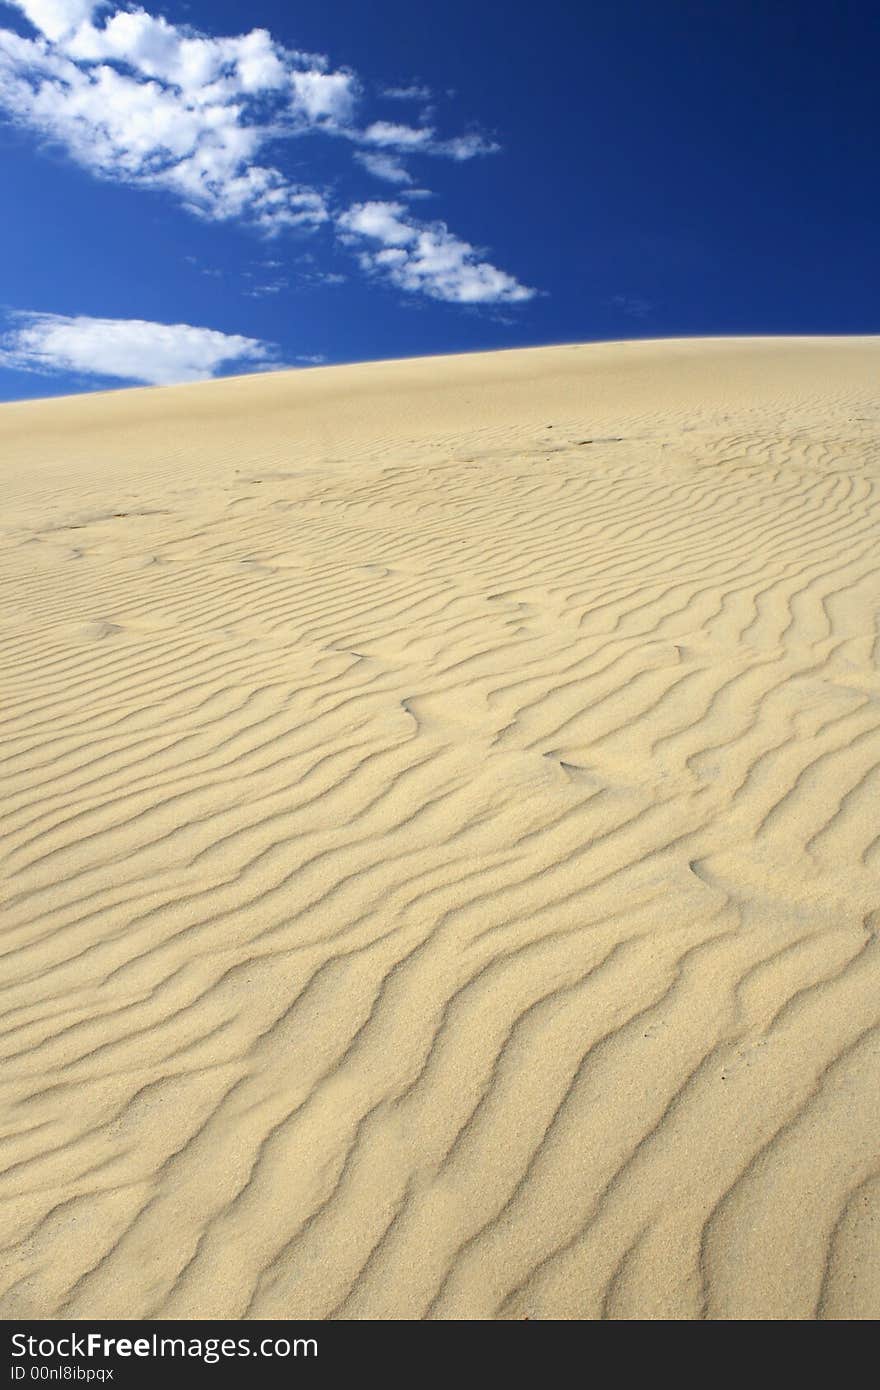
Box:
[0,336,878,1320]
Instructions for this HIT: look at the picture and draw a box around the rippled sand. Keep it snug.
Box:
[1,337,878,1320]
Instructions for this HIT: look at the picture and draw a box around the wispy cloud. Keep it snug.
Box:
[0,3,529,303]
[382,83,431,102]
[338,201,533,305]
[353,149,414,185]
[357,120,498,160]
[610,293,654,319]
[0,310,273,384]
[359,120,433,150]
[243,279,288,297]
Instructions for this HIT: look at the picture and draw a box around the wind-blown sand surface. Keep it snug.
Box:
[1,337,878,1321]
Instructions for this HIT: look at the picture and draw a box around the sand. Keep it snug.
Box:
[0,336,878,1321]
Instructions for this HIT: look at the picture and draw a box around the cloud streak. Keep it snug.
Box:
[353,150,414,185]
[0,310,273,384]
[338,201,533,305]
[0,1,533,303]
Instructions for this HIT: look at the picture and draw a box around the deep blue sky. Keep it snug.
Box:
[0,0,877,400]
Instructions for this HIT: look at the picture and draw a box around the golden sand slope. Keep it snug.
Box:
[1,338,878,1321]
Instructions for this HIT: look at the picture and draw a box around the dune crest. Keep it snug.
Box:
[1,337,878,1320]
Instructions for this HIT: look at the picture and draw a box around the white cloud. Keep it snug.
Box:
[354,119,499,166]
[9,0,96,41]
[0,14,331,229]
[1,5,488,224]
[360,119,433,149]
[437,132,500,160]
[291,68,357,123]
[383,83,431,101]
[0,311,273,384]
[244,277,288,297]
[340,200,415,245]
[0,2,531,305]
[354,150,413,184]
[338,202,534,305]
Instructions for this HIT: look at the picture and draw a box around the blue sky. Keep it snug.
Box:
[0,0,877,400]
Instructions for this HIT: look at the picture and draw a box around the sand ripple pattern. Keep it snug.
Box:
[1,339,878,1318]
